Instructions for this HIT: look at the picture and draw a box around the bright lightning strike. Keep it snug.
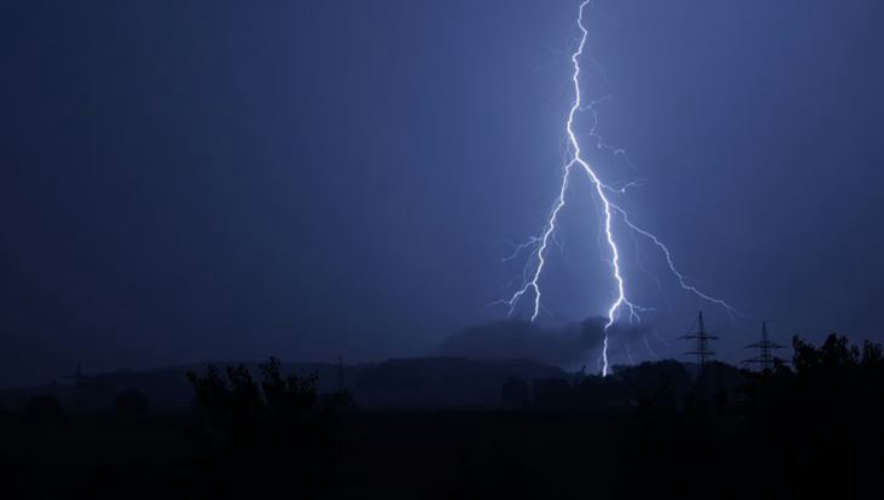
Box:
[503,0,737,376]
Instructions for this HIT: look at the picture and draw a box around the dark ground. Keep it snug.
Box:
[0,410,675,498]
[1,334,882,499]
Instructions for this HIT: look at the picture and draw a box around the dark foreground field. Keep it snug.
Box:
[1,408,875,499]
[2,334,882,499]
[0,409,761,499]
[1,411,627,498]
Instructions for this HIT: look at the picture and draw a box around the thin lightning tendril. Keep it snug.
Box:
[501,238,538,263]
[609,203,739,317]
[643,335,659,359]
[503,0,737,376]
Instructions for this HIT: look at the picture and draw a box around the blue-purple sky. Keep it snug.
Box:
[2,0,883,386]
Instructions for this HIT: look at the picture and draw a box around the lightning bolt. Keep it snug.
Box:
[503,0,737,376]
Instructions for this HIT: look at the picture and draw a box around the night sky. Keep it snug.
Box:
[2,0,883,387]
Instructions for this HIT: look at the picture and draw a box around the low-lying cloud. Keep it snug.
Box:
[437,317,650,368]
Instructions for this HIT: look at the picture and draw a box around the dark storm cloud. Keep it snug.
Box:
[437,317,650,367]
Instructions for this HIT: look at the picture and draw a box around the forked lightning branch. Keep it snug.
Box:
[503,0,736,376]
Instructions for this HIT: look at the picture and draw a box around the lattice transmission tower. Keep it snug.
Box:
[680,311,718,369]
[743,321,785,372]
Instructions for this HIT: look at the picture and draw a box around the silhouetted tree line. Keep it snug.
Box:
[1,358,353,499]
[617,333,884,499]
[181,357,344,497]
[504,360,693,414]
[492,334,884,498]
[3,335,883,498]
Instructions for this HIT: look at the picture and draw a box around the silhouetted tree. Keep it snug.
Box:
[259,356,317,418]
[187,364,231,423]
[793,333,859,375]
[619,360,690,414]
[185,359,332,496]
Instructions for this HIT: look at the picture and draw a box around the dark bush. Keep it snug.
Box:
[185,357,333,496]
